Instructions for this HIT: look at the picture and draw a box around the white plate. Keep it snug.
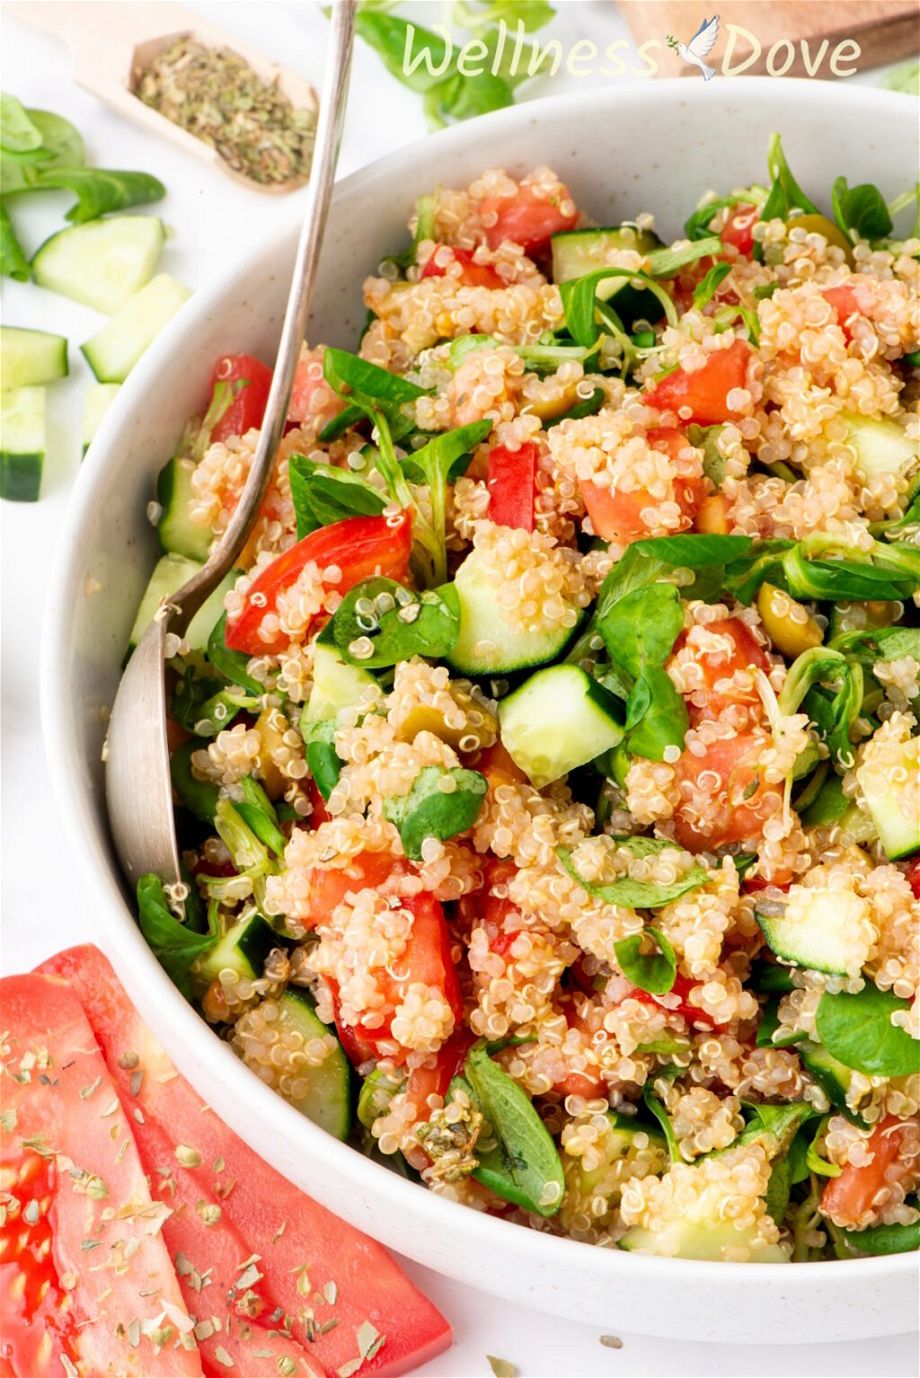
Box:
[42,78,919,1342]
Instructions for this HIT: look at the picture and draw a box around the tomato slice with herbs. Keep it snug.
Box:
[486,442,537,530]
[820,1116,912,1228]
[479,184,578,255]
[38,946,452,1378]
[225,510,413,655]
[645,338,751,426]
[208,353,273,445]
[0,974,202,1378]
[720,203,758,257]
[421,245,504,289]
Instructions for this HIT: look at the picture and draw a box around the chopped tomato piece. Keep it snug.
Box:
[332,892,463,1067]
[905,858,920,900]
[672,731,783,852]
[288,346,349,430]
[487,442,537,530]
[645,338,751,426]
[823,284,865,342]
[627,974,725,1031]
[0,974,202,1378]
[670,615,771,721]
[38,946,452,1378]
[405,1028,474,1123]
[556,994,606,1098]
[225,510,413,655]
[479,184,578,255]
[474,740,528,788]
[299,850,400,931]
[743,874,791,895]
[308,775,332,826]
[209,353,273,444]
[821,1116,912,1228]
[421,245,504,289]
[720,203,758,257]
[579,428,703,545]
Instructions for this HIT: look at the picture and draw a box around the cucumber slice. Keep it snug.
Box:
[756,889,861,977]
[129,553,236,652]
[445,546,584,676]
[32,215,165,313]
[274,990,352,1140]
[156,455,211,561]
[843,413,918,487]
[0,387,45,502]
[81,274,191,383]
[551,225,662,288]
[856,733,919,860]
[303,642,377,725]
[798,1040,858,1114]
[619,1217,788,1263]
[1,326,67,389]
[194,913,276,985]
[82,383,120,456]
[498,664,624,788]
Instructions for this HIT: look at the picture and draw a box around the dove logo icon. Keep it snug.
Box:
[666,15,720,81]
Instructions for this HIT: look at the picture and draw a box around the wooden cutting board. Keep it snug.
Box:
[618,1,918,78]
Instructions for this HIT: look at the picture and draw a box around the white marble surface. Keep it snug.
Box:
[1,3,916,1374]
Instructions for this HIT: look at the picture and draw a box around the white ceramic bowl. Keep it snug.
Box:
[43,78,919,1343]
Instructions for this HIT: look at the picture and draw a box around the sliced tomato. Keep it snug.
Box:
[299,849,400,931]
[0,974,202,1377]
[645,338,751,426]
[479,184,578,255]
[627,973,725,1032]
[288,348,349,431]
[579,427,703,545]
[38,946,452,1378]
[820,1116,912,1228]
[905,858,920,900]
[555,995,606,1098]
[487,442,537,530]
[823,284,865,342]
[209,353,273,444]
[333,892,463,1067]
[670,615,771,721]
[225,510,413,655]
[420,246,504,289]
[672,732,783,852]
[720,204,758,257]
[404,1028,474,1123]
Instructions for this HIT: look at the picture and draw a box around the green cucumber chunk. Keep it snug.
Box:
[446,546,584,676]
[304,641,377,724]
[275,989,352,1140]
[128,553,236,652]
[756,889,860,977]
[0,386,45,502]
[551,225,661,290]
[82,383,121,456]
[855,732,919,859]
[842,413,918,488]
[194,912,276,985]
[81,274,191,383]
[499,664,624,788]
[156,454,212,561]
[0,326,67,388]
[32,215,165,313]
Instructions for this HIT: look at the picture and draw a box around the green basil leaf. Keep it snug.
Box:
[323,346,427,432]
[354,11,452,93]
[841,1219,920,1256]
[137,872,217,998]
[556,838,707,910]
[816,983,920,1077]
[1,93,42,152]
[214,797,275,878]
[692,261,732,310]
[304,718,342,800]
[331,577,460,669]
[805,1119,841,1179]
[383,765,487,860]
[828,625,920,667]
[749,960,796,994]
[723,538,795,604]
[739,1100,816,1153]
[465,1044,565,1217]
[31,167,165,222]
[0,199,29,280]
[399,419,492,585]
[831,176,893,242]
[289,454,387,538]
[756,995,806,1048]
[642,1068,684,1162]
[614,926,676,994]
[779,647,862,768]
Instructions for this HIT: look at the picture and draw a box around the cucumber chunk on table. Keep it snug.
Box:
[32,215,166,313]
[156,454,211,561]
[1,326,67,389]
[82,383,120,456]
[499,664,624,788]
[128,553,236,652]
[0,386,45,501]
[82,274,191,383]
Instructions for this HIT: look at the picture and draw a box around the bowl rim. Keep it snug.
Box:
[41,75,917,1292]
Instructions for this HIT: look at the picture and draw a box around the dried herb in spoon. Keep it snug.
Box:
[133,37,315,187]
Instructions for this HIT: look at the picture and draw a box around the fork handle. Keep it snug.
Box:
[171,0,357,635]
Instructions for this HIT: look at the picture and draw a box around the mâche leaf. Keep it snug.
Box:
[331,577,460,668]
[614,926,677,994]
[557,837,707,910]
[831,176,893,242]
[289,453,387,538]
[383,765,487,859]
[33,167,166,223]
[464,1044,565,1216]
[136,872,217,997]
[815,983,920,1078]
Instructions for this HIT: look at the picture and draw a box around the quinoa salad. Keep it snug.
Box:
[130,134,920,1264]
